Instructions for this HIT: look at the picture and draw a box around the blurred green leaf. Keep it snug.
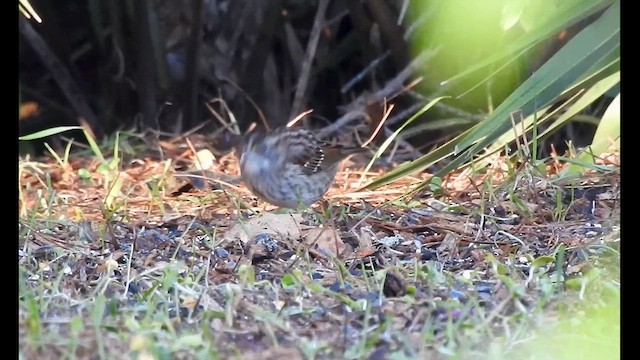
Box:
[519,0,555,32]
[455,1,619,153]
[367,2,619,192]
[590,92,620,151]
[442,0,614,89]
[171,334,204,350]
[515,286,619,359]
[500,0,526,31]
[565,93,619,174]
[281,273,297,287]
[532,255,555,268]
[91,294,107,327]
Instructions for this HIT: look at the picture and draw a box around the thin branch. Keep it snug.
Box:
[183,0,206,130]
[19,16,100,131]
[341,52,391,94]
[289,0,330,120]
[317,110,370,139]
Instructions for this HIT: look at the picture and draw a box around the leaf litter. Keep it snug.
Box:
[18,136,620,359]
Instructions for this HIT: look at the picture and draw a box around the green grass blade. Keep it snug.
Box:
[537,71,619,143]
[362,97,448,176]
[485,70,619,157]
[82,128,106,163]
[361,126,471,190]
[18,126,83,141]
[43,143,65,168]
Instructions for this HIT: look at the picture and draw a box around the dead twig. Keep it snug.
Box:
[19,16,100,132]
[289,0,330,120]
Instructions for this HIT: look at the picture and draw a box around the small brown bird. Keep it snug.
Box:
[238,127,366,208]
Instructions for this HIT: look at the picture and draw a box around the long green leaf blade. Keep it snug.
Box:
[18,126,83,141]
[455,1,619,154]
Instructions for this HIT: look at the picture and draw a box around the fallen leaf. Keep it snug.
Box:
[304,225,344,256]
[224,212,305,243]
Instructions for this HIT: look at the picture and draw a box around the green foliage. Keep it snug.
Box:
[367,1,619,191]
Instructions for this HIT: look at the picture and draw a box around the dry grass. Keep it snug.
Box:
[18,134,620,359]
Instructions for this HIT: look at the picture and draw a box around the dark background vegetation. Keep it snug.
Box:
[19,0,609,157]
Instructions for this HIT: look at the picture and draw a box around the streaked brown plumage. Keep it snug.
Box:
[238,127,365,208]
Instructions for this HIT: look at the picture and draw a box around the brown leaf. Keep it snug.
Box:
[304,225,345,256]
[224,212,305,243]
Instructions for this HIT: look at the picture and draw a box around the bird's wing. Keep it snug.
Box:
[279,128,327,175]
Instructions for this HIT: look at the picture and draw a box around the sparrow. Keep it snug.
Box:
[238,127,366,208]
